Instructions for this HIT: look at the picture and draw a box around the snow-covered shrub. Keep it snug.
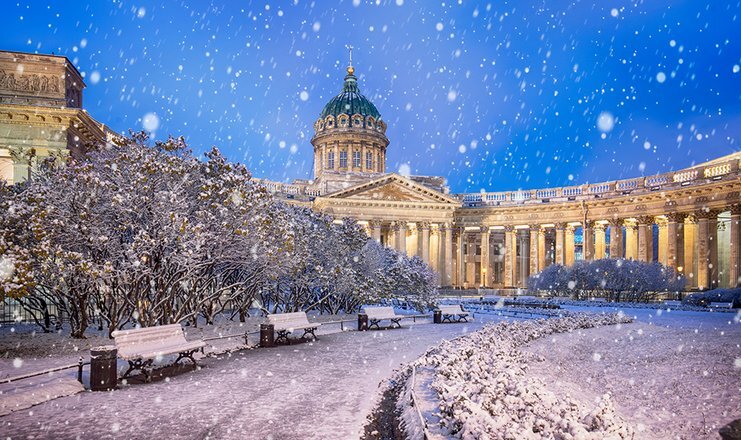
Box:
[683,288,741,307]
[395,313,634,439]
[528,259,685,302]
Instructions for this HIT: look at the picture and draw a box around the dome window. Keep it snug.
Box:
[325,115,335,129]
[352,114,363,127]
[366,116,375,129]
[338,114,349,128]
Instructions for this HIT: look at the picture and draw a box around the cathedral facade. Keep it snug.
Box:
[2,50,740,290]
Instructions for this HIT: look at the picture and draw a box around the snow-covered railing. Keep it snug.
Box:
[616,178,640,191]
[535,189,557,198]
[510,191,532,201]
[645,175,668,187]
[561,186,583,197]
[1,357,87,385]
[588,183,611,194]
[454,154,739,207]
[704,162,731,178]
[673,169,698,183]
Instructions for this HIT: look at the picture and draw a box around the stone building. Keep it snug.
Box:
[0,50,111,183]
[3,49,740,290]
[262,60,741,291]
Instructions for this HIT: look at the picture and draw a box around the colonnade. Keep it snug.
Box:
[367,206,741,290]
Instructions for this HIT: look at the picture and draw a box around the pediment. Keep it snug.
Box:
[326,173,460,205]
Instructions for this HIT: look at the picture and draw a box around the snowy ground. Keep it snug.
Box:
[1,307,738,439]
[524,306,741,439]
[0,315,506,439]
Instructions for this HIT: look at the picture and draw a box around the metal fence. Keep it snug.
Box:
[0,299,65,324]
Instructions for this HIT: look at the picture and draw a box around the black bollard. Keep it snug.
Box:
[260,323,274,348]
[358,314,369,331]
[433,310,442,324]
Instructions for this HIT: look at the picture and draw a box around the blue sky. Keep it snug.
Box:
[2,0,739,193]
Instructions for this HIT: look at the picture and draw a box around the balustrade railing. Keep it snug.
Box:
[454,154,739,207]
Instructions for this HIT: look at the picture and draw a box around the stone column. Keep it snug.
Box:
[418,222,431,265]
[709,213,719,288]
[665,213,685,272]
[657,219,668,266]
[637,216,654,262]
[397,222,408,255]
[456,227,465,288]
[369,220,382,243]
[565,226,576,266]
[684,216,697,288]
[537,228,546,271]
[696,211,710,289]
[529,225,539,275]
[443,223,454,287]
[554,223,566,265]
[730,206,741,287]
[387,222,398,250]
[465,231,476,287]
[582,220,594,261]
[625,223,638,260]
[594,223,606,259]
[504,226,516,287]
[608,219,623,259]
[480,226,490,287]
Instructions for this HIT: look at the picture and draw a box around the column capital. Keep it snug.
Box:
[636,215,655,225]
[479,225,489,234]
[554,222,567,230]
[528,224,540,232]
[607,217,623,227]
[694,209,720,220]
[369,219,383,229]
[583,219,594,229]
[731,204,741,216]
[665,212,688,223]
[389,221,401,231]
[417,221,431,231]
[504,225,515,232]
[594,223,606,231]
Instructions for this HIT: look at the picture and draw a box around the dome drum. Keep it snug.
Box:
[311,63,389,182]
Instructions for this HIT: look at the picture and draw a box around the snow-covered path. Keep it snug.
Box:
[1,316,504,439]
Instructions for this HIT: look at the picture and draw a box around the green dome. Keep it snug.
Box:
[319,68,381,120]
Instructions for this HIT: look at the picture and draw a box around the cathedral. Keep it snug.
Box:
[2,49,740,290]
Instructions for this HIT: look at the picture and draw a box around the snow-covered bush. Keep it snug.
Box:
[528,259,685,302]
[394,313,634,439]
[683,288,741,307]
[0,133,438,336]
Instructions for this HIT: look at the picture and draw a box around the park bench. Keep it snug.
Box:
[436,304,469,323]
[708,302,733,309]
[266,311,320,344]
[111,324,205,382]
[363,306,404,330]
